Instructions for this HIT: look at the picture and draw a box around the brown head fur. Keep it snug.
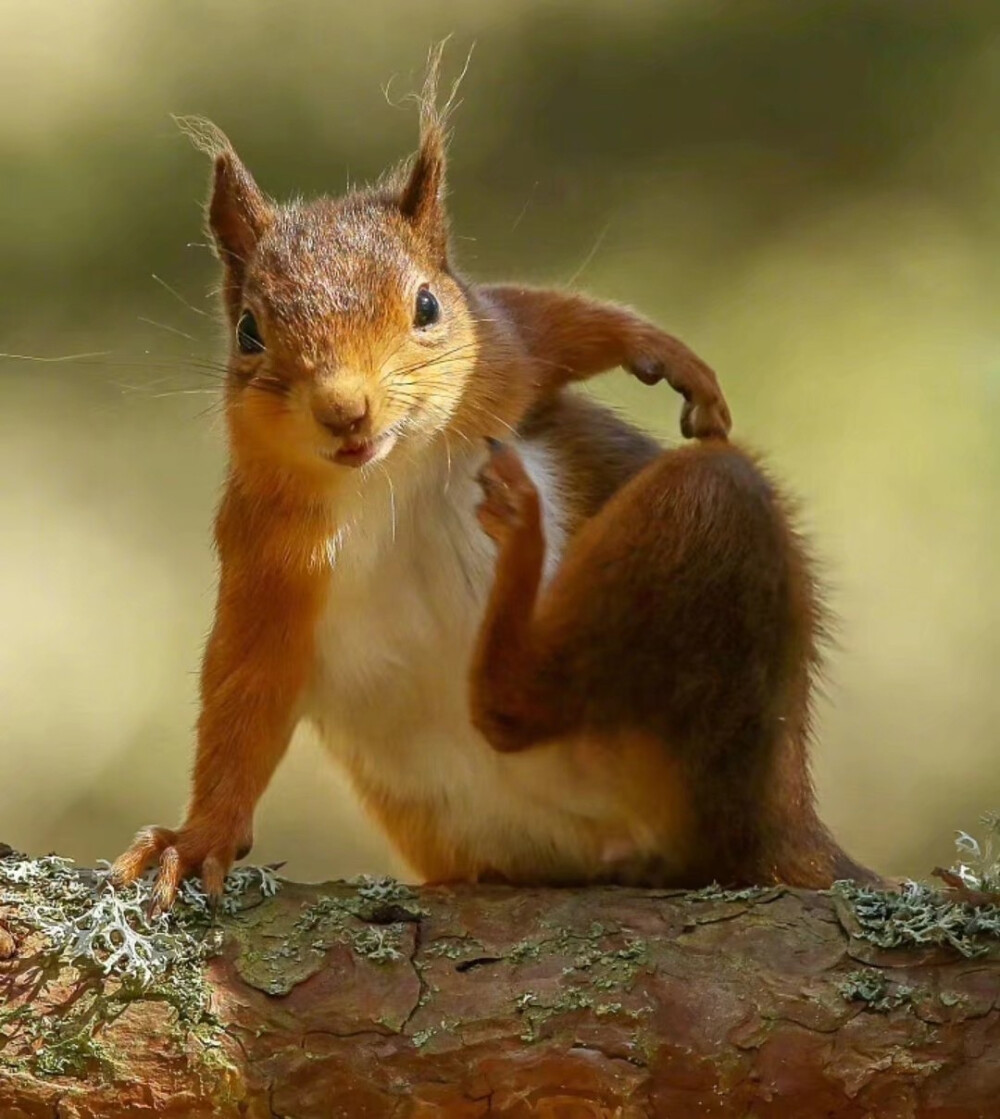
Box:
[176,45,526,508]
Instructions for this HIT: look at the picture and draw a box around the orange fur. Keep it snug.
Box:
[112,55,873,905]
[483,284,730,439]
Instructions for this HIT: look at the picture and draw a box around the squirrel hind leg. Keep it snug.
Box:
[482,439,840,886]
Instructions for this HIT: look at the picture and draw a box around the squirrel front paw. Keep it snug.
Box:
[475,438,541,545]
[110,815,253,912]
[628,344,732,441]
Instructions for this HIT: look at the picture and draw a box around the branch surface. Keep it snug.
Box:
[1,856,999,1118]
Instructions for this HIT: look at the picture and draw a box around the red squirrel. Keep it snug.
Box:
[112,55,875,908]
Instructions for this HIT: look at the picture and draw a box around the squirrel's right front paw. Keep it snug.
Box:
[110,817,253,913]
[475,438,541,544]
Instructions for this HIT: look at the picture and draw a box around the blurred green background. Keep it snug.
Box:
[1,0,997,882]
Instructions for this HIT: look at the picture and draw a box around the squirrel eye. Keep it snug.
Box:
[413,286,440,329]
[236,309,265,354]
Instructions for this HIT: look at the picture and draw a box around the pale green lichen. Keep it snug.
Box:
[291,881,413,961]
[31,1031,113,1079]
[293,875,422,934]
[833,879,1000,958]
[411,1025,437,1048]
[425,935,486,961]
[514,981,640,1043]
[688,883,772,903]
[515,991,537,1012]
[0,1003,115,1081]
[504,923,650,1042]
[833,815,1000,959]
[407,1017,465,1050]
[838,967,915,1012]
[350,925,404,962]
[949,811,1000,894]
[350,874,415,904]
[232,875,419,996]
[0,853,278,990]
[348,874,427,922]
[0,850,278,1079]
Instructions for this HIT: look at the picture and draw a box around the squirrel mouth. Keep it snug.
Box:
[333,430,398,468]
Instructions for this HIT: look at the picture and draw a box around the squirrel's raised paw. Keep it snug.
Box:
[475,439,541,544]
[628,348,732,441]
[111,818,252,913]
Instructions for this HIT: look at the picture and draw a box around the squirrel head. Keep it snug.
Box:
[181,51,503,489]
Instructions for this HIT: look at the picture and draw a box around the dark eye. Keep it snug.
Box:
[413,286,440,329]
[236,309,265,354]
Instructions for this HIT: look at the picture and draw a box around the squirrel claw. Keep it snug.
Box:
[110,825,176,889]
[112,819,246,913]
[150,846,183,915]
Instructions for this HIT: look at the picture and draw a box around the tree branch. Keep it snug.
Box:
[1,853,999,1117]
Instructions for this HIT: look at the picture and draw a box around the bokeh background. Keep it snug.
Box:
[1,0,997,882]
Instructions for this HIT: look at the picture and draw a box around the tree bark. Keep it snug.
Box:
[2,869,999,1118]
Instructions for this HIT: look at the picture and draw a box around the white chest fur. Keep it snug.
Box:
[304,434,635,881]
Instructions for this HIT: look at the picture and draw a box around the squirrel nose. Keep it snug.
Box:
[316,396,369,438]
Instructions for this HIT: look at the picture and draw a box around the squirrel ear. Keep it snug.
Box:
[398,43,460,262]
[208,148,271,264]
[399,121,448,257]
[174,117,272,315]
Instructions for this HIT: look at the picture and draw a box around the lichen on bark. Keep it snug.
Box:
[2,848,1000,1117]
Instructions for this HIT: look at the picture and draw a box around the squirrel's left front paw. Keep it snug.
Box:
[629,349,732,441]
[110,815,252,913]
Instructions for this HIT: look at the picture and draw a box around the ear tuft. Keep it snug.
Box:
[173,114,233,161]
[398,41,471,260]
[174,116,273,318]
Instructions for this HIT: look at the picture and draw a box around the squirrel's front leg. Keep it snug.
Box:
[112,527,325,910]
[484,284,731,441]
